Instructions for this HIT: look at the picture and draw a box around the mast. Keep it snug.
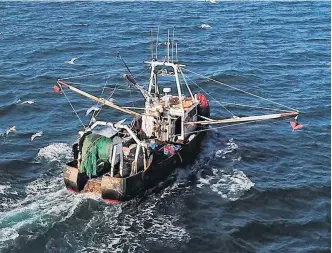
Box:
[156,26,159,60]
[167,29,170,62]
[172,29,175,62]
[150,29,154,60]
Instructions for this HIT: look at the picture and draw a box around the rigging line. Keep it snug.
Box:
[182,68,299,112]
[94,85,118,119]
[173,117,290,137]
[60,81,142,93]
[60,86,86,129]
[179,68,195,99]
[59,66,141,80]
[186,75,236,117]
[212,101,291,112]
[91,76,112,120]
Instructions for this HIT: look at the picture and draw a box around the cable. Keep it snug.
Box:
[60,86,85,129]
[186,75,236,117]
[183,68,299,112]
[60,66,141,80]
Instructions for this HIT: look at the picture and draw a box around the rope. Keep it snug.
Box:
[185,74,236,117]
[64,81,141,93]
[60,86,85,129]
[183,68,299,112]
[92,76,109,119]
[173,117,291,137]
[212,101,291,112]
[179,68,194,99]
[91,78,116,121]
[60,66,141,80]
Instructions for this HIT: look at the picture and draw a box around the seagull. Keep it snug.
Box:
[86,105,101,116]
[200,24,212,29]
[31,131,43,142]
[207,0,216,3]
[6,126,16,136]
[21,100,35,105]
[89,116,97,125]
[65,58,78,64]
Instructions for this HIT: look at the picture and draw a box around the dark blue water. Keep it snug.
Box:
[0,1,330,252]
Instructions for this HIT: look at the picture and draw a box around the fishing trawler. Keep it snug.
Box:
[53,30,302,202]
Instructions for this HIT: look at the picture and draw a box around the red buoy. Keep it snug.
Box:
[290,121,304,131]
[53,85,61,93]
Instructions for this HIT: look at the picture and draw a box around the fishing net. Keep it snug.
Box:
[79,134,113,178]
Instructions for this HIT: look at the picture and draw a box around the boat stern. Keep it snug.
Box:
[63,161,88,192]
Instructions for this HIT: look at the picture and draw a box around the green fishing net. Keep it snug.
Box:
[79,134,112,178]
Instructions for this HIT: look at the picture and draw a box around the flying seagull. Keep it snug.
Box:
[31,131,43,142]
[21,100,35,105]
[200,24,211,29]
[65,58,78,64]
[6,126,16,136]
[86,105,102,116]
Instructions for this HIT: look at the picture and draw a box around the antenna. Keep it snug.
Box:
[117,52,133,76]
[175,42,178,62]
[156,26,159,60]
[172,28,174,62]
[167,29,170,62]
[150,29,154,60]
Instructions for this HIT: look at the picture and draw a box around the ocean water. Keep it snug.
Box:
[0,1,330,252]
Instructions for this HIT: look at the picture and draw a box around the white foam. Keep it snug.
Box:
[0,184,11,194]
[0,176,83,246]
[0,227,19,242]
[215,138,238,158]
[197,168,254,201]
[75,196,190,253]
[36,143,72,162]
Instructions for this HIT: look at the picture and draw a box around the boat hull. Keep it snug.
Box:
[63,131,206,201]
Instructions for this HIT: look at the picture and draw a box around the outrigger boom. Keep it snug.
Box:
[55,80,140,116]
[186,111,299,125]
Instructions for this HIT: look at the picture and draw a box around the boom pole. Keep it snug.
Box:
[186,112,299,125]
[56,80,140,116]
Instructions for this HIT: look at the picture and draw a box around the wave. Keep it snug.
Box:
[36,143,72,163]
[197,168,254,201]
[176,138,255,201]
[0,99,21,118]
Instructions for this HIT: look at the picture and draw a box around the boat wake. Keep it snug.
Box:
[0,140,253,252]
[197,168,254,201]
[196,139,254,201]
[0,143,80,251]
[0,143,190,253]
[36,143,72,163]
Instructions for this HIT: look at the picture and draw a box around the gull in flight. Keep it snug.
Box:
[207,0,216,3]
[6,126,16,136]
[86,105,102,116]
[65,58,78,64]
[21,100,35,105]
[31,131,43,142]
[200,24,212,29]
